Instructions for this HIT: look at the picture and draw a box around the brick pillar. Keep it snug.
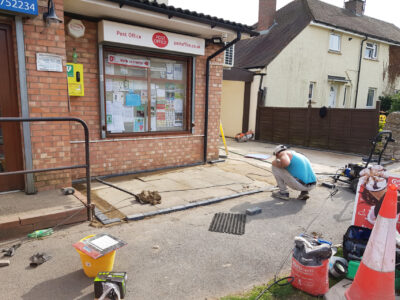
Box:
[205,44,224,161]
[257,0,276,32]
[23,0,72,191]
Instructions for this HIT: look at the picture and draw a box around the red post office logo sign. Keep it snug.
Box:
[152,32,168,48]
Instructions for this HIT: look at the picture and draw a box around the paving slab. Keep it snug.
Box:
[91,162,272,218]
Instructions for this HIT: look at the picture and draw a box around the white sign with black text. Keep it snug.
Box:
[36,53,63,72]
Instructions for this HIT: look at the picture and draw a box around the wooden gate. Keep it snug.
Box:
[255,102,380,154]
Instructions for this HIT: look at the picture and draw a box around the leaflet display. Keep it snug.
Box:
[104,51,187,134]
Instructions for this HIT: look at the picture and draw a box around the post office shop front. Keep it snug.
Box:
[0,0,257,193]
[63,1,257,185]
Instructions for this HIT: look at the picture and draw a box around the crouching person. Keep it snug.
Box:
[271,145,316,201]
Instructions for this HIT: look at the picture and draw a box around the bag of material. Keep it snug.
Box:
[291,236,332,296]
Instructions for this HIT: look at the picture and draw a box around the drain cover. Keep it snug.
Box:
[209,213,246,235]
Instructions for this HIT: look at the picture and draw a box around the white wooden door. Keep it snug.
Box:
[329,85,337,107]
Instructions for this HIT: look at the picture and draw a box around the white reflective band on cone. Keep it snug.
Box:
[362,217,397,273]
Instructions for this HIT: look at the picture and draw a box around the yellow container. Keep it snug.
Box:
[75,235,116,278]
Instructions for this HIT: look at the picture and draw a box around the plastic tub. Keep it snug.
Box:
[75,235,116,278]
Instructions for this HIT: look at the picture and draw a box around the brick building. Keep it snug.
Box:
[0,0,257,194]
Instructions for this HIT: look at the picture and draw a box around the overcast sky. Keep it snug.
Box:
[168,0,400,28]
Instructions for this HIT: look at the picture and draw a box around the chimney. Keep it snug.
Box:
[344,0,365,16]
[257,0,277,32]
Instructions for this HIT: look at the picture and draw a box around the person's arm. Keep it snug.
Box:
[272,152,291,168]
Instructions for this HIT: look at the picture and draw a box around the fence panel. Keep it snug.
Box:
[256,103,380,154]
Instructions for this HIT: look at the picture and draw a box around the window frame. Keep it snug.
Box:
[308,82,315,101]
[365,42,378,60]
[102,46,193,138]
[223,44,235,67]
[329,33,341,52]
[366,88,376,107]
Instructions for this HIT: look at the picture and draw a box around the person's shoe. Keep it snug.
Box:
[298,191,309,201]
[272,191,290,201]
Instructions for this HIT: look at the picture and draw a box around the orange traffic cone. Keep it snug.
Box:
[345,184,398,300]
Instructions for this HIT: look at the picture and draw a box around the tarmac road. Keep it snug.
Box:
[1,189,354,299]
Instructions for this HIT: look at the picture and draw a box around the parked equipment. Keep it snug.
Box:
[332,130,395,193]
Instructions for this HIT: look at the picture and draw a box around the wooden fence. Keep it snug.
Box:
[255,102,380,154]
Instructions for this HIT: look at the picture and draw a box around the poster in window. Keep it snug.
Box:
[126,92,141,107]
[134,118,145,132]
[173,64,183,80]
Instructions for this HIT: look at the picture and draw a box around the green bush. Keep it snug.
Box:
[379,95,393,112]
[390,94,400,112]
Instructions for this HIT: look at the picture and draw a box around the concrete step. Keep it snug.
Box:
[0,189,88,241]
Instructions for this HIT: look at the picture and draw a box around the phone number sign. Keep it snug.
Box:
[0,0,38,16]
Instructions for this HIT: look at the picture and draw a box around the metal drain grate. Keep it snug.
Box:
[209,213,246,235]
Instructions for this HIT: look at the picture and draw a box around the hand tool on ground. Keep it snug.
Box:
[29,252,52,267]
[1,243,21,257]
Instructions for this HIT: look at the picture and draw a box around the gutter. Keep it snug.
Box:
[204,32,241,163]
[355,36,368,108]
[310,21,400,46]
[106,0,259,37]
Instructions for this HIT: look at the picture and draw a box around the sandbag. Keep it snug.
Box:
[291,236,332,296]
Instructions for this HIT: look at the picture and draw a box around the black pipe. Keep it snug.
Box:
[355,36,368,108]
[256,73,266,105]
[204,32,241,163]
[106,0,258,37]
[0,117,92,221]
[96,178,141,203]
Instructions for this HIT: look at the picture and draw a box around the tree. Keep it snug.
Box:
[390,93,400,112]
[379,95,393,112]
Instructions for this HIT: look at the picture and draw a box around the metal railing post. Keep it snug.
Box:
[0,117,92,221]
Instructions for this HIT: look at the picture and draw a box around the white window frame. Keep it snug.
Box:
[223,44,235,67]
[308,82,315,101]
[343,86,349,107]
[329,33,341,52]
[366,88,376,107]
[365,42,378,59]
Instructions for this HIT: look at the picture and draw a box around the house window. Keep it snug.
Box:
[342,86,350,107]
[103,47,191,136]
[366,88,376,107]
[329,33,341,52]
[224,44,235,67]
[308,82,315,101]
[365,42,378,59]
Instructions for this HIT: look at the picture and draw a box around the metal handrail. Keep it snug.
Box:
[0,117,92,221]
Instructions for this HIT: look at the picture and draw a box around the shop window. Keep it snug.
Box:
[103,48,191,135]
[365,42,378,59]
[329,33,341,52]
[366,88,376,107]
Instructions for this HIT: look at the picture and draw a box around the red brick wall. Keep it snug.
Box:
[23,0,72,190]
[64,18,223,179]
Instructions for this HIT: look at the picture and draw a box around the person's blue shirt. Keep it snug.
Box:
[286,151,316,184]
